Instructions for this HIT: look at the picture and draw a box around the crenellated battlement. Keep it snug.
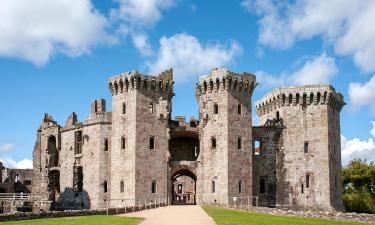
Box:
[195,68,256,97]
[108,68,174,95]
[255,84,345,116]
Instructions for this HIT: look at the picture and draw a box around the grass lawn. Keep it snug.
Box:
[1,215,143,225]
[202,206,365,225]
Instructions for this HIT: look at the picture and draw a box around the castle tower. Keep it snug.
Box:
[108,69,173,206]
[32,113,61,201]
[255,85,345,211]
[195,68,256,204]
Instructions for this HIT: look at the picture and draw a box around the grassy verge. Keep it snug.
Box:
[1,215,143,225]
[202,206,365,225]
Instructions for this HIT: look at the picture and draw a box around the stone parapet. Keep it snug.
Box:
[255,85,345,116]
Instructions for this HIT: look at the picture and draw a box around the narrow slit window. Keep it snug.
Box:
[239,180,242,193]
[238,104,242,115]
[301,184,304,194]
[304,141,309,153]
[213,103,219,114]
[103,181,108,193]
[150,137,155,150]
[306,174,310,188]
[104,139,109,152]
[120,181,124,193]
[151,180,157,193]
[121,137,126,150]
[122,103,126,114]
[211,180,215,193]
[75,131,82,155]
[238,137,242,150]
[211,137,216,149]
[276,111,280,121]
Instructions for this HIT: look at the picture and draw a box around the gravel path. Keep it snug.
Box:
[121,205,216,225]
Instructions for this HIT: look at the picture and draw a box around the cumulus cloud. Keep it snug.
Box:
[146,33,242,81]
[0,157,33,169]
[0,0,116,66]
[256,53,338,89]
[131,33,154,56]
[341,135,375,165]
[243,0,375,73]
[111,0,175,27]
[371,121,375,137]
[348,75,375,113]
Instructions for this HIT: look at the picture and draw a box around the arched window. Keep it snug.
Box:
[238,180,242,193]
[149,102,154,114]
[254,140,262,155]
[310,93,314,104]
[121,137,126,150]
[211,137,217,149]
[122,103,126,114]
[260,178,266,194]
[302,94,307,109]
[276,111,280,121]
[120,181,124,193]
[317,92,321,104]
[211,180,216,193]
[150,137,155,150]
[237,137,242,150]
[296,93,300,105]
[94,101,98,113]
[75,131,82,155]
[213,103,219,114]
[237,104,242,115]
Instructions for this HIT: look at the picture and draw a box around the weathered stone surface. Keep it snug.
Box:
[0,68,346,214]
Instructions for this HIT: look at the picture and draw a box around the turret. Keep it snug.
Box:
[255,84,345,211]
[195,68,256,205]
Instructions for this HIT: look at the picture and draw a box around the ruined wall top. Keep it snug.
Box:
[255,84,345,116]
[108,68,174,96]
[195,68,256,96]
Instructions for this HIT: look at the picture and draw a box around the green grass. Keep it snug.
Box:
[202,206,365,225]
[1,215,143,225]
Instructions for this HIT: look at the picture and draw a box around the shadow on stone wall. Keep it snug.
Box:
[50,188,90,211]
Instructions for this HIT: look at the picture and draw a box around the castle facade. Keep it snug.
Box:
[30,68,345,211]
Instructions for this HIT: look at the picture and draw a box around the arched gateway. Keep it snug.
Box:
[169,117,199,205]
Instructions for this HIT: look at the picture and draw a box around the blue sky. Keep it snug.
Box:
[0,0,375,168]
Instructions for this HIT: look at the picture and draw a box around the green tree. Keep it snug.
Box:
[342,159,375,213]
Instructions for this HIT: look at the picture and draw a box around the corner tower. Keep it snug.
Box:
[255,85,345,211]
[195,68,256,204]
[108,69,173,206]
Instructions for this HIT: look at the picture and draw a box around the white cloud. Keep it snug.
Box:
[371,121,375,137]
[255,53,338,89]
[0,157,33,169]
[0,144,15,152]
[111,0,175,27]
[131,33,153,56]
[0,0,116,66]
[147,33,242,81]
[243,0,375,73]
[341,135,375,166]
[348,75,375,113]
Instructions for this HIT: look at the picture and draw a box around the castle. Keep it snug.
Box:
[26,68,345,211]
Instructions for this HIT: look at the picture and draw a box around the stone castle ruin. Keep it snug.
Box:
[1,68,345,213]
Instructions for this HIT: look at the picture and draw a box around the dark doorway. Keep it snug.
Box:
[171,170,196,205]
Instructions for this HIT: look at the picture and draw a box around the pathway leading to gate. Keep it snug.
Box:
[121,205,216,225]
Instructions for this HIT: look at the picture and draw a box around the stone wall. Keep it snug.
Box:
[255,85,345,211]
[108,69,173,206]
[196,68,256,205]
